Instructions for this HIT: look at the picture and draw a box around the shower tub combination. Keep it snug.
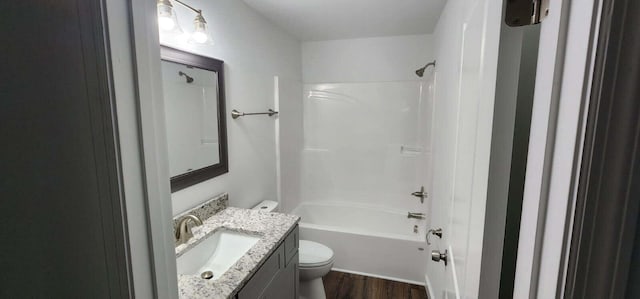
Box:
[292,201,428,285]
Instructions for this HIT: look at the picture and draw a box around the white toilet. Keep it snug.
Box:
[252,200,334,299]
[298,240,334,299]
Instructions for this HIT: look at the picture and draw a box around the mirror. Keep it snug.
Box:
[160,46,228,192]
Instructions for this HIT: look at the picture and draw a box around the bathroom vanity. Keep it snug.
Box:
[161,46,301,298]
[174,195,300,299]
[235,225,299,299]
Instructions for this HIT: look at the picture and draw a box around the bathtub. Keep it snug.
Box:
[292,201,428,285]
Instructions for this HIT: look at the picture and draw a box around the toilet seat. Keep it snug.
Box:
[299,240,334,268]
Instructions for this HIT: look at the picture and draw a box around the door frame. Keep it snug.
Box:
[80,0,136,296]
[513,0,603,297]
[564,0,640,297]
[119,0,182,297]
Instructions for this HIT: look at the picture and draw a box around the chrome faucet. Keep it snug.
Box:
[175,214,203,245]
[407,212,426,219]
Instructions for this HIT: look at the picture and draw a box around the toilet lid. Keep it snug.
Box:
[299,240,334,267]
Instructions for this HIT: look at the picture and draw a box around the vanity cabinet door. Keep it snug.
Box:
[284,226,299,264]
[236,227,299,299]
[263,252,298,299]
[236,245,284,299]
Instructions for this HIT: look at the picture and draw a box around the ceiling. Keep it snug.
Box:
[242,0,447,41]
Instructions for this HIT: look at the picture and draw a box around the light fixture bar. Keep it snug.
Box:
[173,0,201,14]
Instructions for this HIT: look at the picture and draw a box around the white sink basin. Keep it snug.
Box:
[176,230,260,279]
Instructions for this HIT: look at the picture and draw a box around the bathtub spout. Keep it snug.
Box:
[408,212,426,219]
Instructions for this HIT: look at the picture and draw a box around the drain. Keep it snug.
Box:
[201,271,214,280]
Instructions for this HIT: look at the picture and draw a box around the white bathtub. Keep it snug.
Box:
[292,201,428,285]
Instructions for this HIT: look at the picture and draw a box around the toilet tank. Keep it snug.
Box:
[251,200,279,212]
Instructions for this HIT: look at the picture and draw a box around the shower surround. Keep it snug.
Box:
[294,77,436,283]
[301,81,433,211]
[280,34,436,283]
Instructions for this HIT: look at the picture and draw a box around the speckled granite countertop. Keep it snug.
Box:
[176,207,300,299]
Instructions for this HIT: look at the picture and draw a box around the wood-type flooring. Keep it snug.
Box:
[323,271,428,299]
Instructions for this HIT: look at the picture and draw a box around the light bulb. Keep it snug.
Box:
[158,16,175,31]
[191,31,208,43]
[157,0,181,33]
[190,12,211,44]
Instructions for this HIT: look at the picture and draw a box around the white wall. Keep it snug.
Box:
[302,35,434,83]
[159,0,302,214]
[277,76,304,213]
[285,35,434,214]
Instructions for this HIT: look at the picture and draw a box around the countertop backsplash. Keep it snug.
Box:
[172,193,229,240]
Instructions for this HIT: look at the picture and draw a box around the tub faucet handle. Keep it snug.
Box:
[427,228,443,245]
[411,186,428,203]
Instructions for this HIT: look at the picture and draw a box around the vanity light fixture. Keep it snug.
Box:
[157,0,213,44]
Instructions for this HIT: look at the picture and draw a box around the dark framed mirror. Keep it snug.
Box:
[160,46,228,192]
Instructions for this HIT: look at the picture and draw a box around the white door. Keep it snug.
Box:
[427,0,502,298]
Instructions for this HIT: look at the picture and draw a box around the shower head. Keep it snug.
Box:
[416,61,436,77]
[179,71,194,83]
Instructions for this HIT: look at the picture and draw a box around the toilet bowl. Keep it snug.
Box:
[299,240,334,299]
[251,201,335,299]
